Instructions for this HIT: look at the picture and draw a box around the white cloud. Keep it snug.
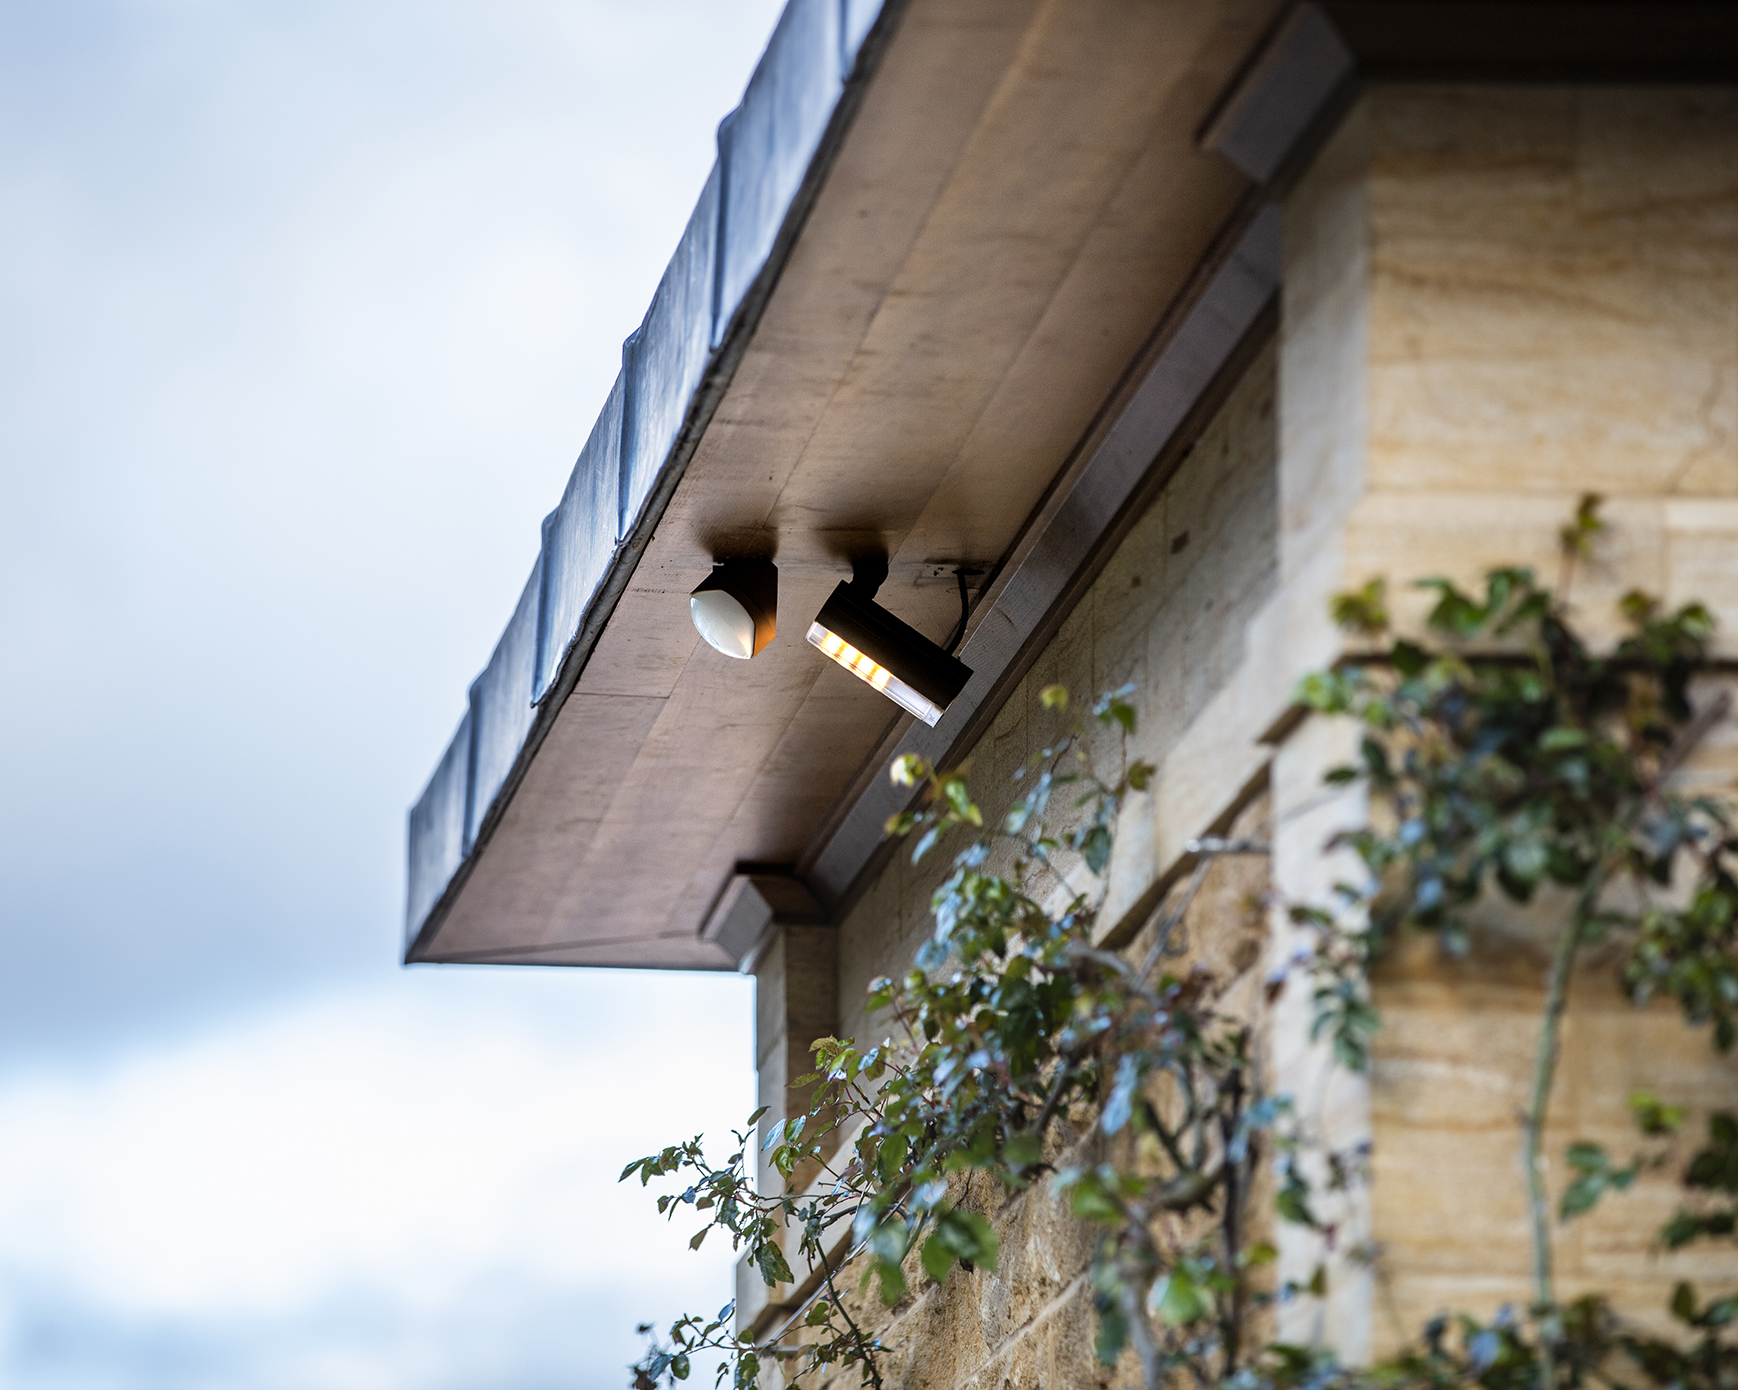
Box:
[0,973,754,1386]
[0,1,793,1383]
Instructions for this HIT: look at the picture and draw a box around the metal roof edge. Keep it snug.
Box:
[404,0,907,961]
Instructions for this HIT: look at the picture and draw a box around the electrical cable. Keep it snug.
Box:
[944,568,980,654]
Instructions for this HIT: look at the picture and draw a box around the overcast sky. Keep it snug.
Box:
[0,2,787,1384]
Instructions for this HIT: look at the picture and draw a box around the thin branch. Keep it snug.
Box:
[816,1242,884,1390]
[1658,689,1733,785]
[1137,857,1214,981]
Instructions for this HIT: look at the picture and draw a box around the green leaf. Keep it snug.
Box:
[754,1240,793,1287]
[954,1211,998,1271]
[1710,1112,1737,1150]
[1060,1169,1125,1224]
[884,809,919,836]
[1391,639,1429,676]
[1276,1172,1317,1229]
[1294,671,1348,712]
[890,754,924,787]
[1003,1133,1042,1169]
[1330,578,1389,637]
[1672,1281,1698,1323]
[1559,1172,1606,1221]
[689,1228,708,1250]
[1094,1298,1129,1365]
[875,1254,907,1305]
[944,777,977,821]
[1661,1211,1706,1249]
[1040,685,1069,711]
[1559,492,1605,558]
[1565,1141,1608,1174]
[1630,1091,1684,1136]
[920,1233,955,1282]
[1151,1270,1210,1326]
[1080,824,1112,875]
[876,1130,910,1185]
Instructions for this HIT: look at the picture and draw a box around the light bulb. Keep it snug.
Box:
[692,589,757,659]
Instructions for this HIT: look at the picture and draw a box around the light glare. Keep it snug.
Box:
[807,622,945,726]
[690,590,756,659]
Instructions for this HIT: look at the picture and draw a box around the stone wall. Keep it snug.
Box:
[745,83,1738,1386]
[739,341,1286,1386]
[1333,85,1738,1354]
[836,338,1282,1056]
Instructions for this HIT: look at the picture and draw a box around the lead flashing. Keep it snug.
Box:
[404,0,904,961]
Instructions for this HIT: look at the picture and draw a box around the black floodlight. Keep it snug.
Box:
[690,558,777,660]
[806,559,972,727]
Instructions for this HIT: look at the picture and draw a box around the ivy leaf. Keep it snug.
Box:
[920,1233,955,1282]
[943,776,980,825]
[876,1130,910,1185]
[1330,578,1389,637]
[753,1240,793,1288]
[1672,1281,1698,1323]
[1391,639,1429,676]
[1101,1055,1140,1136]
[1063,1171,1125,1225]
[1151,1269,1210,1326]
[1559,1170,1607,1221]
[1566,1141,1608,1174]
[875,1254,907,1305]
[1275,1167,1318,1228]
[1093,1295,1129,1365]
[934,1209,998,1272]
[1003,1133,1042,1169]
[1080,824,1112,875]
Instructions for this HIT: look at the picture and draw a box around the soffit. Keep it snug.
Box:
[410,0,1281,966]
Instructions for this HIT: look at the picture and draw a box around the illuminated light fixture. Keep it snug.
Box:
[806,557,972,727]
[690,558,777,659]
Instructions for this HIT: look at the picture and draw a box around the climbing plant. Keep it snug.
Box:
[626,498,1737,1390]
[1293,497,1737,1390]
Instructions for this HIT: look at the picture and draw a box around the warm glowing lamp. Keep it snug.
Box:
[806,559,972,727]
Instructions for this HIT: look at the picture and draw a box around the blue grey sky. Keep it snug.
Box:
[0,2,783,1383]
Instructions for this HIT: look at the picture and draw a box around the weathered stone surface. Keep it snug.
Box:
[785,82,1738,1390]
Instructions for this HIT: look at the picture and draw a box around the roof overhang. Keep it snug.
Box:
[404,0,1738,970]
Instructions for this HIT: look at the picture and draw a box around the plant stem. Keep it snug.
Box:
[817,1243,884,1390]
[1524,886,1596,1390]
[1123,1281,1164,1390]
[1218,1066,1246,1379]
